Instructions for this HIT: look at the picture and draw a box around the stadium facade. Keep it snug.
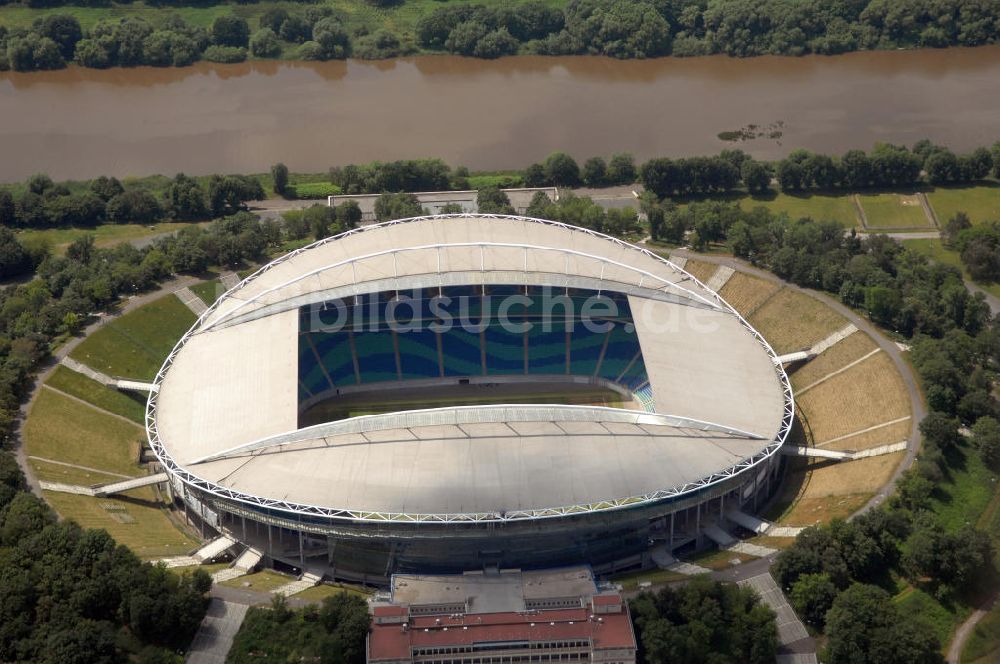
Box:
[147,215,794,582]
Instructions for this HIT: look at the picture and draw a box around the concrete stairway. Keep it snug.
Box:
[210,546,263,584]
[273,571,323,597]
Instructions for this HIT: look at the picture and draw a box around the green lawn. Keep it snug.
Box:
[926,183,1000,227]
[609,567,689,591]
[962,603,1000,662]
[739,191,859,227]
[70,294,197,380]
[858,193,934,229]
[893,586,967,654]
[24,388,143,477]
[903,238,1000,299]
[45,365,146,424]
[17,222,204,255]
[929,441,999,532]
[190,279,223,306]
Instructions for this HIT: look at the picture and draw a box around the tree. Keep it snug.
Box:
[582,157,608,187]
[166,173,208,220]
[543,152,580,187]
[523,163,546,187]
[335,201,362,229]
[106,190,162,224]
[742,160,771,194]
[313,18,351,59]
[972,415,1000,468]
[374,193,424,222]
[790,573,838,629]
[249,28,282,58]
[825,583,940,664]
[27,173,54,196]
[0,492,55,546]
[259,8,290,34]
[607,153,636,185]
[943,212,972,247]
[207,175,265,216]
[212,16,250,48]
[919,411,962,450]
[90,175,125,202]
[34,14,82,59]
[271,163,289,196]
[476,186,514,214]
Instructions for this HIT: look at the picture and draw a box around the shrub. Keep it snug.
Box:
[202,45,247,64]
[249,28,281,58]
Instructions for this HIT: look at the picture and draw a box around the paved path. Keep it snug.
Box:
[948,591,998,664]
[185,599,249,664]
[670,249,926,518]
[28,455,132,480]
[60,356,115,386]
[13,275,199,499]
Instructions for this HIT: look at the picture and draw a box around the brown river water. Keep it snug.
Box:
[2,46,1000,182]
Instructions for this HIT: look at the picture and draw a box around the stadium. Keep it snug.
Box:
[147,214,794,581]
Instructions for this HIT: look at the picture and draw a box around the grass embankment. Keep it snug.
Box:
[45,365,146,424]
[718,272,782,316]
[70,293,196,380]
[294,582,374,602]
[747,288,847,354]
[24,381,197,558]
[25,388,143,478]
[680,259,719,284]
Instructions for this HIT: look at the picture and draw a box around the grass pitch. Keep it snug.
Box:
[739,191,859,227]
[45,365,146,424]
[858,193,934,229]
[748,289,847,354]
[70,293,197,381]
[17,222,204,256]
[925,183,1000,227]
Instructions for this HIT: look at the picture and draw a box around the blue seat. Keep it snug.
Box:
[354,330,399,383]
[484,324,525,375]
[441,328,483,376]
[397,329,442,379]
[527,322,567,375]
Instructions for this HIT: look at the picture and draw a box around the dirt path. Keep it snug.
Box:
[948,593,998,663]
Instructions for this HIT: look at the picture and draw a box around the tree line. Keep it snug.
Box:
[0,8,389,71]
[6,0,1000,68]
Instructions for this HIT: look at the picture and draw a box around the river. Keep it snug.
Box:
[2,46,1000,181]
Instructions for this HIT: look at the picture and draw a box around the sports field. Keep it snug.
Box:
[70,293,197,380]
[925,184,1000,226]
[301,382,627,425]
[858,193,934,229]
